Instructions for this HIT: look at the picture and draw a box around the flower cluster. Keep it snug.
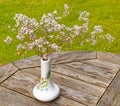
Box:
[78,11,89,23]
[63,4,70,16]
[4,36,12,44]
[4,4,114,59]
[14,14,39,41]
[40,13,64,33]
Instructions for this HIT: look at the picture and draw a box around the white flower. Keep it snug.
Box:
[44,41,49,45]
[64,4,69,9]
[29,34,36,40]
[94,25,103,33]
[49,35,54,38]
[91,31,96,36]
[63,4,70,16]
[41,14,46,21]
[51,43,61,51]
[42,48,47,52]
[91,31,96,39]
[66,27,72,31]
[14,14,28,27]
[73,25,81,35]
[91,39,96,45]
[27,43,34,50]
[16,44,25,50]
[70,34,75,38]
[16,33,25,40]
[78,11,89,22]
[81,23,88,33]
[105,34,114,42]
[53,10,57,15]
[60,31,65,35]
[47,28,53,32]
[48,13,52,17]
[73,25,79,30]
[4,36,12,44]
[4,6,114,57]
[38,44,43,48]
[55,17,62,20]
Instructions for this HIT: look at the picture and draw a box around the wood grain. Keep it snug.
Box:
[13,51,96,69]
[49,96,85,106]
[50,51,97,64]
[64,62,115,79]
[13,55,40,69]
[60,85,98,106]
[21,67,105,105]
[82,59,120,74]
[0,86,48,106]
[51,65,111,88]
[21,67,105,98]
[1,51,120,106]
[97,52,120,65]
[97,70,120,106]
[2,71,84,106]
[1,71,38,97]
[0,63,18,83]
[51,73,104,98]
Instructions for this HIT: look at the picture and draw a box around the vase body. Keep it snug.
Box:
[33,58,60,102]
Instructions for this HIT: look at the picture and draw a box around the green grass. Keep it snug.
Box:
[0,0,120,64]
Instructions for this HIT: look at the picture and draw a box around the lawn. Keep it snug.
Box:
[0,0,120,64]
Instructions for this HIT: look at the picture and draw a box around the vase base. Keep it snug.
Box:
[33,83,60,102]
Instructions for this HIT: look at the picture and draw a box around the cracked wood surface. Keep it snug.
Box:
[0,51,120,106]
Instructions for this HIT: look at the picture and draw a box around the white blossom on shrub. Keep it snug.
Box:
[16,44,25,50]
[78,11,89,23]
[4,4,114,59]
[63,4,70,16]
[4,36,12,44]
[94,25,103,33]
[105,33,114,42]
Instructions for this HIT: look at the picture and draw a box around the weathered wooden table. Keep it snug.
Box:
[0,51,120,106]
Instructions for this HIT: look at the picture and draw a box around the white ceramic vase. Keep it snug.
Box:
[33,58,60,102]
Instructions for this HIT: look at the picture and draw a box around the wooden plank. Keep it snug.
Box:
[50,51,97,64]
[13,51,96,69]
[1,71,84,106]
[49,96,85,106]
[0,86,48,106]
[13,55,40,69]
[51,65,111,88]
[21,68,102,105]
[0,63,18,83]
[59,85,98,106]
[82,59,120,74]
[64,62,115,79]
[22,68,106,105]
[97,52,120,65]
[51,73,104,99]
[97,70,120,106]
[21,67,105,98]
[1,71,38,97]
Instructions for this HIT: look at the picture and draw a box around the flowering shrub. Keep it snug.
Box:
[4,4,114,59]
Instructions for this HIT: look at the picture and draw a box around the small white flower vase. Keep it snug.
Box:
[33,58,60,102]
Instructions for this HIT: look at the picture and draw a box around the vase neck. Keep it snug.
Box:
[41,58,50,79]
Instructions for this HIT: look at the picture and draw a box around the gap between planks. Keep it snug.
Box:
[0,85,83,106]
[0,63,19,85]
[96,69,120,105]
[19,68,103,105]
